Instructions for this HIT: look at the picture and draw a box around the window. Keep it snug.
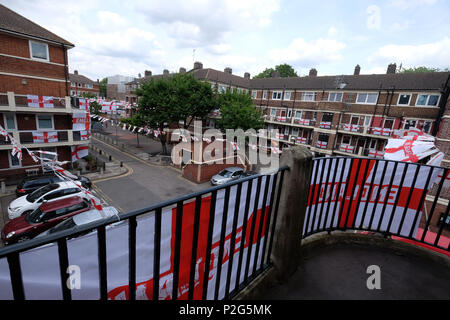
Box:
[328,92,343,102]
[284,91,292,100]
[251,90,257,99]
[77,83,82,87]
[71,82,76,87]
[294,110,302,119]
[270,108,277,116]
[287,109,292,118]
[284,127,290,135]
[37,115,53,129]
[364,116,371,126]
[29,41,49,61]
[292,127,299,136]
[383,118,394,129]
[3,114,16,130]
[302,92,316,102]
[9,152,21,168]
[272,91,282,100]
[322,113,334,122]
[342,135,351,145]
[416,94,440,106]
[85,84,93,89]
[218,85,226,93]
[350,115,359,125]
[263,90,268,99]
[356,93,378,104]
[397,94,411,106]
[404,120,417,130]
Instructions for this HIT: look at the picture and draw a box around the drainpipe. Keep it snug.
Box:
[432,74,450,137]
[62,44,69,97]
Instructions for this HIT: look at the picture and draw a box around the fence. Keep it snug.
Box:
[0,167,288,300]
[302,157,449,253]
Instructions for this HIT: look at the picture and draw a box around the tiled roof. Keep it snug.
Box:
[250,72,450,91]
[69,73,96,85]
[0,4,74,47]
[189,68,251,88]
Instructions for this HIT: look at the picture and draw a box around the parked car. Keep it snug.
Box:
[210,167,251,186]
[8,181,97,220]
[37,206,120,239]
[15,173,92,197]
[1,196,92,245]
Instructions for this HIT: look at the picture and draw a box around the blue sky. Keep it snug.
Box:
[2,0,449,80]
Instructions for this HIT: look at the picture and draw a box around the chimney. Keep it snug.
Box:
[224,67,232,74]
[354,64,361,75]
[309,68,317,77]
[74,70,78,75]
[163,69,169,76]
[387,63,397,74]
[179,67,186,74]
[194,61,203,70]
[144,70,152,77]
[244,72,250,79]
[271,70,280,78]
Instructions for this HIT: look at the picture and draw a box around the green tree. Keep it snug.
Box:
[89,101,101,115]
[99,78,108,98]
[399,66,449,73]
[135,74,216,155]
[254,63,298,78]
[215,91,264,131]
[121,114,146,148]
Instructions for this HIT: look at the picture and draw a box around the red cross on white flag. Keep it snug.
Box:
[27,95,54,108]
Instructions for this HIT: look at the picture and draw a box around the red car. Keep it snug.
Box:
[1,196,92,245]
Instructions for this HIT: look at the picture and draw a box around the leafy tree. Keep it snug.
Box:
[99,78,108,98]
[135,74,216,155]
[121,114,146,148]
[399,66,449,73]
[89,101,101,115]
[254,63,298,78]
[215,91,264,131]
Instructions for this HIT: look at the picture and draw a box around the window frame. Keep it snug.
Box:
[301,91,317,102]
[397,93,411,106]
[356,92,378,104]
[272,91,282,100]
[36,114,54,130]
[29,40,49,62]
[415,93,440,107]
[3,113,17,130]
[328,92,343,102]
[284,91,292,101]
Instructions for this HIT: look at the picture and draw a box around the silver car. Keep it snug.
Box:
[210,167,246,186]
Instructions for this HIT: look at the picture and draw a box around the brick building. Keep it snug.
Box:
[0,4,89,182]
[69,70,100,98]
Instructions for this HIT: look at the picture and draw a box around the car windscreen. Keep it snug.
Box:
[48,218,77,234]
[218,170,233,178]
[26,184,59,202]
[26,208,45,223]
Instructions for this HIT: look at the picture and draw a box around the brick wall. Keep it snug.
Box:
[0,74,67,97]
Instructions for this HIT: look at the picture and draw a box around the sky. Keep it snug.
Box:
[2,0,450,81]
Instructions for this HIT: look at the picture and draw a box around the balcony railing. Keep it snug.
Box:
[0,92,71,111]
[335,143,357,155]
[0,167,288,300]
[302,157,450,254]
[18,131,69,144]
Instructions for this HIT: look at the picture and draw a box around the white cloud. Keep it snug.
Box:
[388,0,437,9]
[268,38,347,69]
[366,5,381,30]
[368,37,450,69]
[328,27,338,37]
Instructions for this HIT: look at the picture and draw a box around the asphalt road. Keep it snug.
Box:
[91,137,209,214]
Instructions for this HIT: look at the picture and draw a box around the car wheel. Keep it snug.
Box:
[16,235,31,243]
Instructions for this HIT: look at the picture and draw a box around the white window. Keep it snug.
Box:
[284,91,292,100]
[85,84,93,89]
[272,91,282,100]
[292,127,299,136]
[294,110,302,119]
[251,90,257,99]
[287,109,292,118]
[270,108,277,116]
[284,127,290,135]
[416,94,440,106]
[71,82,76,87]
[3,113,16,130]
[8,152,21,168]
[328,92,343,102]
[301,92,316,102]
[78,83,82,88]
[218,85,226,93]
[356,93,378,104]
[29,40,49,61]
[397,94,411,106]
[364,116,371,126]
[263,90,268,99]
[404,119,417,130]
[37,115,54,129]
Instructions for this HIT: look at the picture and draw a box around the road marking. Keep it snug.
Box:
[92,183,124,213]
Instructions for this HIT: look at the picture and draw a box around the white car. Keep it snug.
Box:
[7,181,95,220]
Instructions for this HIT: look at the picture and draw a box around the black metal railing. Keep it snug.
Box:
[302,157,449,254]
[0,166,288,300]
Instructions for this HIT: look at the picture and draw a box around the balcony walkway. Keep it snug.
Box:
[261,241,450,300]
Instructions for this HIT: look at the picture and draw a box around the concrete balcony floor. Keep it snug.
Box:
[261,237,450,300]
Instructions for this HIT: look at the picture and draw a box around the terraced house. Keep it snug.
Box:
[0,4,88,181]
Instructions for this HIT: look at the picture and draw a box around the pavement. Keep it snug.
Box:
[90,135,210,214]
[261,242,450,300]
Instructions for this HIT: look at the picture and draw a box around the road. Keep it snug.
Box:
[91,137,209,213]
